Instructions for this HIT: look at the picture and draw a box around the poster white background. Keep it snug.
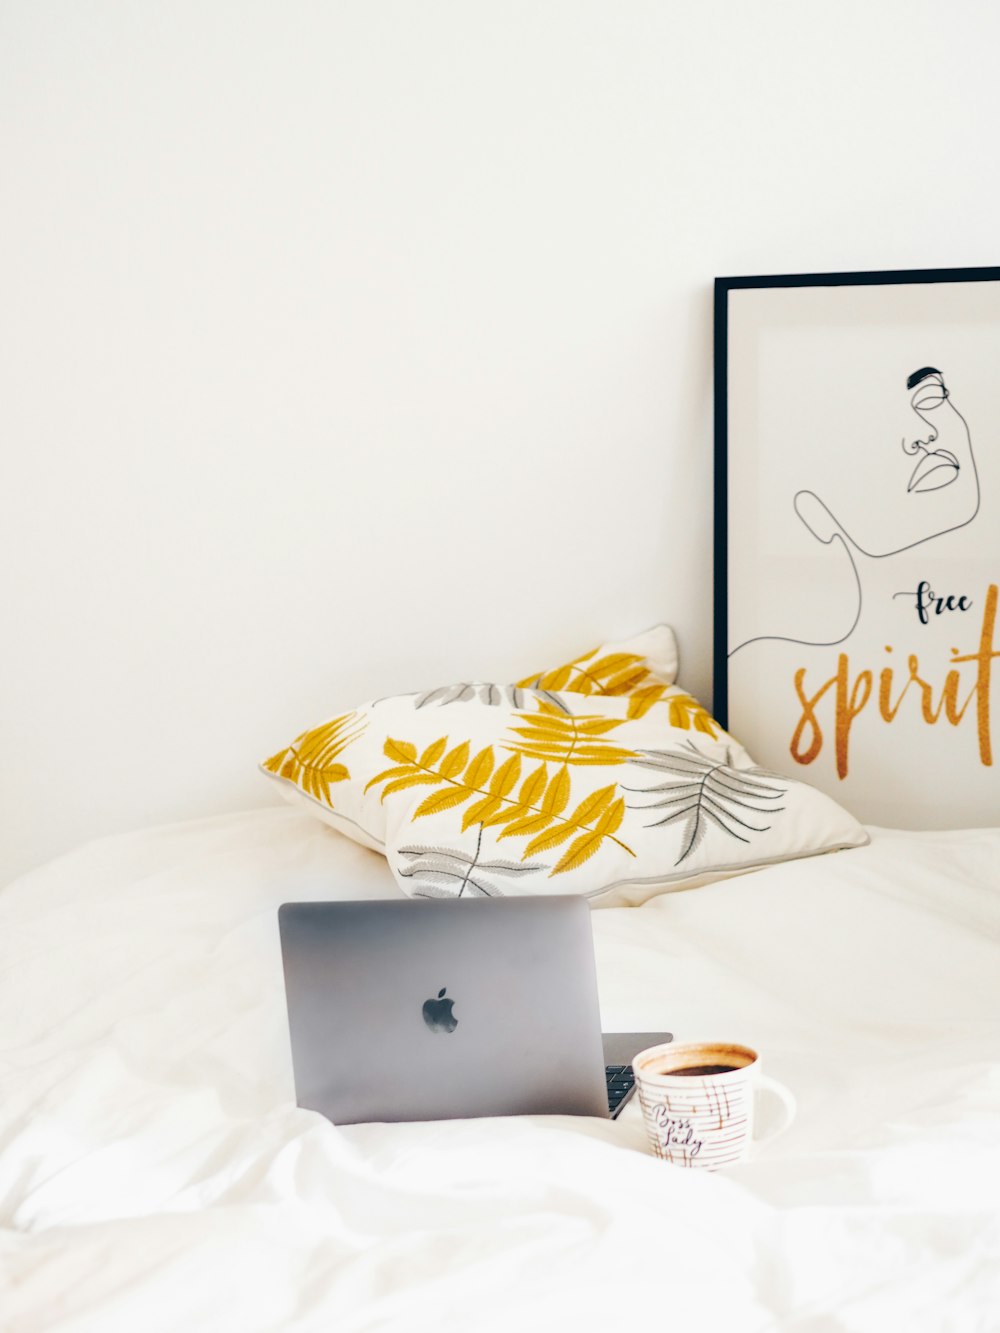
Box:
[728,280,1000,827]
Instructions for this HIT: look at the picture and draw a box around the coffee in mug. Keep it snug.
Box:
[632,1041,795,1170]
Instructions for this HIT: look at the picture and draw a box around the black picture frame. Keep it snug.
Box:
[713,263,1000,828]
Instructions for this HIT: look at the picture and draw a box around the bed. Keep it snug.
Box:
[3,805,999,1331]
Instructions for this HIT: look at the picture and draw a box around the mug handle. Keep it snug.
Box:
[753,1073,796,1146]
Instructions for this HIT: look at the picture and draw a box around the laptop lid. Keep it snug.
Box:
[278,896,609,1124]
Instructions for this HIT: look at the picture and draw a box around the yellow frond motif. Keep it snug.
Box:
[602,665,650,694]
[366,736,507,820]
[419,738,448,768]
[440,741,471,779]
[490,753,523,799]
[552,797,627,875]
[386,738,418,764]
[522,785,616,859]
[541,766,570,818]
[362,763,416,788]
[565,783,617,827]
[518,648,654,699]
[517,784,629,870]
[468,758,523,828]
[504,709,637,767]
[465,746,495,790]
[534,662,576,692]
[571,717,626,736]
[413,786,474,818]
[479,762,543,829]
[496,809,552,840]
[263,712,366,807]
[666,693,721,738]
[518,762,549,810]
[519,818,578,857]
[364,734,633,871]
[461,794,504,830]
[626,684,669,718]
[379,773,442,798]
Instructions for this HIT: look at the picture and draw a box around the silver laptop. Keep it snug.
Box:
[278,896,671,1124]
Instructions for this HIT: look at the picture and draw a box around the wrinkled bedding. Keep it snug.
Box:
[2,808,999,1331]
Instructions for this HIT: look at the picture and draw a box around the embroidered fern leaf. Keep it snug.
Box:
[412,682,574,713]
[461,754,526,829]
[262,712,366,806]
[518,649,652,698]
[365,735,633,870]
[518,784,625,865]
[552,796,626,875]
[396,832,549,898]
[504,705,637,767]
[666,693,722,738]
[624,743,786,865]
[626,683,670,719]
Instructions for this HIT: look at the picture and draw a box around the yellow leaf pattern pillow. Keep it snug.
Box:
[261,627,867,906]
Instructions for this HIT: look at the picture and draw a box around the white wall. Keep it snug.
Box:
[4,0,1000,885]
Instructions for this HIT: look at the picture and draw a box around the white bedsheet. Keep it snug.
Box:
[2,808,999,1331]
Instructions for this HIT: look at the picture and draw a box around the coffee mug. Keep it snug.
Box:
[632,1041,795,1170]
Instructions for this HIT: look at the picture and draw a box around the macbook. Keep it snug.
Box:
[278,895,671,1124]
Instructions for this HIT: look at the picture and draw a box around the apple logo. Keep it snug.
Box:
[422,987,458,1033]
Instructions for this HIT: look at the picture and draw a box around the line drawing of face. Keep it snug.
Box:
[903,367,962,494]
[730,363,982,660]
[796,364,979,559]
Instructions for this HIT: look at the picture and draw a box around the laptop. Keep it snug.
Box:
[278,895,671,1124]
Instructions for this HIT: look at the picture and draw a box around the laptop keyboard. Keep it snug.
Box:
[606,1065,636,1117]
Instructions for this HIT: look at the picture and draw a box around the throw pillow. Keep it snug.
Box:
[260,627,868,906]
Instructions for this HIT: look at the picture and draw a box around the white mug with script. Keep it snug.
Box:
[632,1041,795,1170]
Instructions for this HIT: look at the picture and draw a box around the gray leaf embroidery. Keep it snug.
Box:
[397,830,549,898]
[412,683,574,713]
[623,742,787,866]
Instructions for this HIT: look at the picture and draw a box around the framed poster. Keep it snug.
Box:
[715,266,1000,829]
